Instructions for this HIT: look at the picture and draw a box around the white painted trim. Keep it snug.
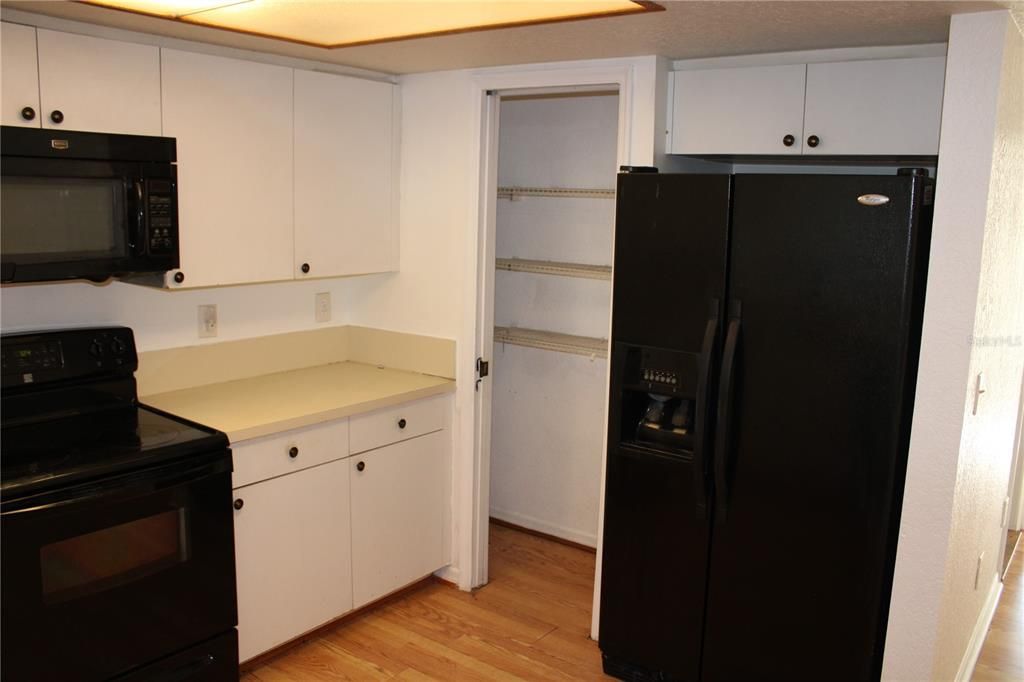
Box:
[954,574,1003,682]
[0,7,394,82]
[672,43,947,71]
[1009,376,1024,531]
[489,508,598,549]
[434,565,460,586]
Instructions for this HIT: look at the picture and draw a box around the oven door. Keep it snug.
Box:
[1,450,237,682]
[0,156,172,284]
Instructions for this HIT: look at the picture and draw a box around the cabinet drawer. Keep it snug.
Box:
[232,419,349,488]
[350,396,445,454]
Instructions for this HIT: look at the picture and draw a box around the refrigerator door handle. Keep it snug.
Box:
[714,302,742,524]
[693,299,720,520]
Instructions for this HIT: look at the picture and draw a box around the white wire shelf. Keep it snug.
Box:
[493,326,609,359]
[497,186,616,200]
[495,258,612,281]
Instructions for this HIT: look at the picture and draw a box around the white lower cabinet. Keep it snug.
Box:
[350,430,449,608]
[233,459,352,662]
[232,396,451,662]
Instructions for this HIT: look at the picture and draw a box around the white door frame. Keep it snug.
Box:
[457,61,637,639]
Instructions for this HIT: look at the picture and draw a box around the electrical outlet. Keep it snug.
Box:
[198,304,218,338]
[315,292,331,323]
[974,552,985,590]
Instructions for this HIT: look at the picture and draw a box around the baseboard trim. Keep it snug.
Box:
[954,574,1004,682]
[490,515,597,553]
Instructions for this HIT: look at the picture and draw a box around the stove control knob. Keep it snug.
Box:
[89,340,105,357]
[110,337,127,356]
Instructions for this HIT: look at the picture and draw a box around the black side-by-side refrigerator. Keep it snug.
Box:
[599,170,933,681]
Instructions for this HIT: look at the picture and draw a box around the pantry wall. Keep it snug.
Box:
[488,91,620,548]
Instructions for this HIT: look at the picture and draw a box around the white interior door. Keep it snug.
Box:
[471,91,500,588]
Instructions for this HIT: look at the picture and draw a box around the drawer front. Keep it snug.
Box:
[232,419,349,488]
[350,396,446,454]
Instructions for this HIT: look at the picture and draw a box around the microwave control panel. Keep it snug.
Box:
[146,180,176,254]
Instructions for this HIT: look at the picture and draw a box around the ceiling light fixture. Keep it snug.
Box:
[78,0,663,49]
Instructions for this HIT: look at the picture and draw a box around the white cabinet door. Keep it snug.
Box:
[233,460,352,662]
[670,64,807,155]
[803,57,946,156]
[294,70,398,279]
[350,431,448,608]
[1,23,40,128]
[161,49,294,288]
[36,29,161,135]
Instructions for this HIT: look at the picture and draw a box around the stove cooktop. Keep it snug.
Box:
[1,404,229,499]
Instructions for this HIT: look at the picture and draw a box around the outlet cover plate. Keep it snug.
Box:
[315,292,331,323]
[198,304,218,338]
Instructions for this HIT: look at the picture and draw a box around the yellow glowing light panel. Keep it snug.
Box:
[82,0,658,48]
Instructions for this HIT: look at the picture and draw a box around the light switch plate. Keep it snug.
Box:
[198,304,218,338]
[315,292,331,323]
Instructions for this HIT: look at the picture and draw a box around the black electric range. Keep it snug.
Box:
[1,327,239,682]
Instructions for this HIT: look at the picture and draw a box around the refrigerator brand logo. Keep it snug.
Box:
[50,139,69,151]
[857,194,890,206]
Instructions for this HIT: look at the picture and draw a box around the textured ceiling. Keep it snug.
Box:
[5,1,1024,75]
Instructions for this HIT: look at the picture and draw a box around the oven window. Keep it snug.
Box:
[40,508,189,604]
[0,177,125,258]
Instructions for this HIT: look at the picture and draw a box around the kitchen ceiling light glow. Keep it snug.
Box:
[80,0,662,49]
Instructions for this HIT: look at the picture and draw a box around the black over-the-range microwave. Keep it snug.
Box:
[0,126,179,284]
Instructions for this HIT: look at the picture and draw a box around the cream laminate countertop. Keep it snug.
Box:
[142,361,455,443]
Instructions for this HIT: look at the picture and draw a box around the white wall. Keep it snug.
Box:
[883,11,1024,681]
[0,278,353,351]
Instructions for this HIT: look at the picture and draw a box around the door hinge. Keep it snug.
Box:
[475,357,489,391]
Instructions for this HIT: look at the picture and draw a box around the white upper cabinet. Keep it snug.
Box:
[669,55,946,157]
[36,29,161,135]
[1,23,41,128]
[161,49,294,288]
[802,57,946,156]
[294,70,398,279]
[670,64,807,155]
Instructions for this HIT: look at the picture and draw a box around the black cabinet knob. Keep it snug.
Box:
[173,272,185,284]
[356,461,365,472]
[398,418,407,429]
[301,263,310,274]
[233,498,244,510]
[807,135,820,148]
[50,110,64,124]
[782,134,795,147]
[289,446,299,458]
[20,106,35,121]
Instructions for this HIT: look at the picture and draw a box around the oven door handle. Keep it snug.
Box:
[1,453,231,517]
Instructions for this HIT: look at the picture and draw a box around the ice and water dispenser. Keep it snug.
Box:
[613,343,698,455]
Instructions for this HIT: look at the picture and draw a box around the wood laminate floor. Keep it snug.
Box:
[974,540,1024,681]
[242,523,607,680]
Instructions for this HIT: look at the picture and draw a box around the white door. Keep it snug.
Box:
[293,70,398,279]
[802,57,946,156]
[670,64,807,155]
[350,431,448,608]
[161,49,294,288]
[36,29,161,135]
[1,23,41,128]
[233,460,353,662]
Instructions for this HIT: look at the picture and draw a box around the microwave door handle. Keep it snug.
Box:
[128,179,145,255]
